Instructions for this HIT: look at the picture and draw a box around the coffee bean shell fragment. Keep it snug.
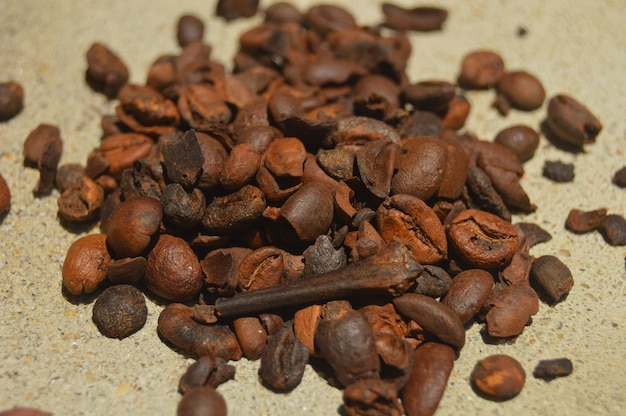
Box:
[92,285,148,339]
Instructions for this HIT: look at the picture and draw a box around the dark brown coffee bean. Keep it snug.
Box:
[442,269,494,324]
[315,309,380,387]
[202,184,266,234]
[306,5,357,37]
[354,74,400,109]
[516,222,552,248]
[161,129,204,188]
[398,110,442,139]
[158,303,242,360]
[178,356,236,394]
[401,80,455,112]
[612,166,626,188]
[104,196,163,257]
[356,139,398,199]
[457,51,505,89]
[233,316,268,360]
[546,94,602,149]
[106,256,147,284]
[447,209,519,269]
[343,379,403,416]
[216,0,259,21]
[543,160,574,182]
[55,163,85,193]
[57,176,104,222]
[62,234,111,296]
[92,284,147,339]
[117,84,180,136]
[178,84,232,130]
[376,194,447,265]
[176,386,227,416]
[410,265,452,298]
[472,354,525,400]
[259,326,309,391]
[565,208,607,233]
[0,81,24,121]
[391,136,449,201]
[279,182,334,244]
[530,255,574,303]
[533,358,573,380]
[393,293,465,350]
[0,172,10,219]
[401,342,455,416]
[466,166,511,221]
[145,234,203,301]
[219,143,260,190]
[494,124,540,162]
[23,124,61,166]
[382,4,448,32]
[265,2,301,23]
[176,15,205,48]
[196,132,228,191]
[85,43,129,98]
[484,283,539,338]
[600,214,626,246]
[161,183,205,229]
[494,71,545,114]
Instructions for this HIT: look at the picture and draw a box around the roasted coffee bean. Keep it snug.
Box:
[161,129,204,188]
[465,166,511,221]
[104,196,162,257]
[457,50,505,89]
[471,354,525,400]
[343,378,403,416]
[196,132,228,191]
[397,111,442,139]
[382,3,448,32]
[494,70,545,114]
[393,293,465,350]
[161,183,205,229]
[374,332,414,389]
[442,269,494,324]
[612,166,626,188]
[219,143,261,190]
[376,194,447,265]
[0,81,24,121]
[158,303,242,360]
[202,185,265,234]
[305,5,357,37]
[447,209,519,269]
[85,43,129,98]
[546,94,602,149]
[359,303,407,340]
[533,358,573,380]
[57,176,104,222]
[201,247,251,297]
[62,233,111,296]
[176,386,227,416]
[565,208,607,233]
[484,282,539,338]
[499,249,533,286]
[91,133,154,178]
[279,182,334,244]
[600,214,626,246]
[494,124,540,162]
[0,172,10,218]
[264,2,301,23]
[401,80,455,113]
[145,234,203,301]
[530,255,574,303]
[401,342,455,416]
[315,309,380,387]
[355,139,398,199]
[23,124,62,167]
[176,15,205,47]
[92,284,147,339]
[354,74,400,109]
[410,265,452,298]
[259,326,309,391]
[543,160,574,182]
[216,0,259,21]
[178,84,231,130]
[106,256,147,284]
[55,163,85,193]
[178,356,236,394]
[233,316,268,360]
[116,84,180,135]
[441,95,471,131]
[516,222,552,248]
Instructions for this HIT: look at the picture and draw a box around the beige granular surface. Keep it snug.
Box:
[0,1,624,415]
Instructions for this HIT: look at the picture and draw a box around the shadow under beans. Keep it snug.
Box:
[62,283,107,305]
[58,216,100,234]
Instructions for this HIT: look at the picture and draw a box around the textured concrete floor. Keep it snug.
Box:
[0,1,624,415]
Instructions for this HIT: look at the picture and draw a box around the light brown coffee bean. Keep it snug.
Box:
[442,269,494,324]
[471,354,525,400]
[62,233,111,296]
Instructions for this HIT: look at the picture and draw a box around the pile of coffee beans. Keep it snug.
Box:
[4,1,625,415]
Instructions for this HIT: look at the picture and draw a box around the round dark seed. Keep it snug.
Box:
[92,284,148,339]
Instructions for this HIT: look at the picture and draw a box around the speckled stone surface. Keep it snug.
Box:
[0,1,624,415]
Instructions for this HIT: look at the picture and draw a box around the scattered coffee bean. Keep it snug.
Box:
[382,3,448,32]
[457,51,505,89]
[530,255,574,303]
[216,0,259,21]
[484,283,539,338]
[494,124,540,162]
[546,94,602,149]
[494,70,545,115]
[565,208,607,233]
[612,166,626,188]
[543,160,575,182]
[178,356,236,394]
[259,326,309,391]
[0,81,24,121]
[104,196,163,257]
[92,284,148,339]
[600,214,626,246]
[62,233,111,296]
[533,358,573,380]
[471,354,525,400]
[176,386,227,416]
[85,43,129,98]
[0,172,10,219]
[176,14,205,47]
